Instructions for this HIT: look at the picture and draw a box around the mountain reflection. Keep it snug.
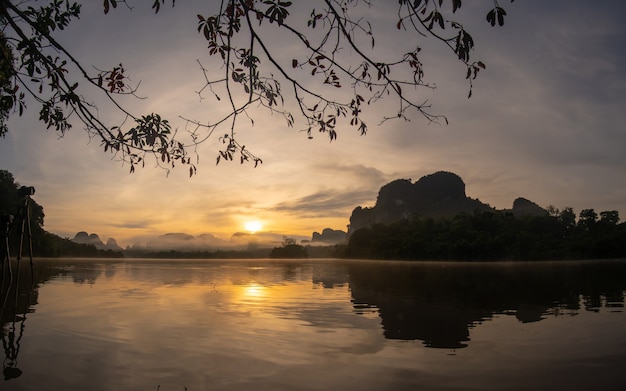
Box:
[2,258,626,371]
[347,260,626,348]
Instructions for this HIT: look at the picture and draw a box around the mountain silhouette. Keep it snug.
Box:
[311,228,347,244]
[348,171,546,235]
[507,197,547,217]
[348,172,492,235]
[72,231,122,251]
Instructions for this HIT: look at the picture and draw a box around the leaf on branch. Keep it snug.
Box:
[329,129,337,141]
[103,0,117,15]
[265,2,291,26]
[152,0,168,14]
[452,0,462,13]
[497,8,506,26]
[486,7,507,27]
[436,12,445,29]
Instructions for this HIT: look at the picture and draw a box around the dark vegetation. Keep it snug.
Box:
[343,208,626,261]
[122,244,333,259]
[340,171,626,261]
[0,170,123,258]
[270,238,308,259]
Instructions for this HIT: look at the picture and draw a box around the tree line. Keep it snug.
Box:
[342,208,626,261]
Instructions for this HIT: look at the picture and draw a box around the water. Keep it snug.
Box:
[2,258,626,390]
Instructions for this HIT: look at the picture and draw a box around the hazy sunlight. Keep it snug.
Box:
[244,221,263,233]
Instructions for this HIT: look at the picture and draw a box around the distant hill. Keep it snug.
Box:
[348,171,546,235]
[506,197,547,217]
[124,231,290,252]
[72,231,122,251]
[311,228,347,244]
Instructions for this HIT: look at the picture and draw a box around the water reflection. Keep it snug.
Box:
[0,261,36,381]
[1,258,626,389]
[348,260,626,347]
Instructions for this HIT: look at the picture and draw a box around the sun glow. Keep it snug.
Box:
[244,221,263,233]
[244,283,266,298]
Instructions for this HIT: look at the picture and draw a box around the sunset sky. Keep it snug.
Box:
[1,1,625,248]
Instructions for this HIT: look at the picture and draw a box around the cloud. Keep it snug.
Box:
[266,163,389,217]
[270,188,377,218]
[110,219,160,230]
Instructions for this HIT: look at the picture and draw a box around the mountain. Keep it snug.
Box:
[311,228,347,244]
[145,232,196,250]
[124,231,290,252]
[72,231,122,251]
[348,171,549,235]
[105,238,122,250]
[507,197,547,217]
[348,172,494,235]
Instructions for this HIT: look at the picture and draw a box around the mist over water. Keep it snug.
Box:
[2,258,626,390]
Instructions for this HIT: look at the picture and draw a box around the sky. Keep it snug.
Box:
[1,0,626,248]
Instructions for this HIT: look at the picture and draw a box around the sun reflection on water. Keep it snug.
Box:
[243,283,266,299]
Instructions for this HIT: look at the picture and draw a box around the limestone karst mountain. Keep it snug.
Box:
[348,172,491,235]
[311,228,347,244]
[508,197,548,217]
[72,231,122,251]
[348,171,546,235]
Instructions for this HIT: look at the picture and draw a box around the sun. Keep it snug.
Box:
[244,221,263,233]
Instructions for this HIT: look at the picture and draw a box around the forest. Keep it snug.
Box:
[342,208,626,261]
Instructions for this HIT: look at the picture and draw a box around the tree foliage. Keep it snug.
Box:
[345,208,626,261]
[1,0,514,174]
[270,237,308,258]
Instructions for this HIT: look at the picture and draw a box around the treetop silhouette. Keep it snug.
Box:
[1,0,514,175]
